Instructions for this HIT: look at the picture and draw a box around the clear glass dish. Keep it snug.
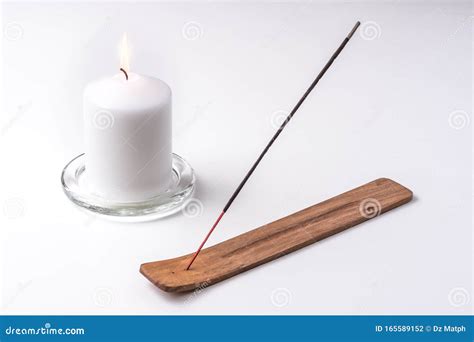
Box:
[61,153,195,221]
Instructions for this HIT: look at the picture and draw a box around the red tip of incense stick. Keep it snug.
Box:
[186,211,225,270]
[185,21,361,271]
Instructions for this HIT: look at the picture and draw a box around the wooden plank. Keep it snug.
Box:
[140,178,413,292]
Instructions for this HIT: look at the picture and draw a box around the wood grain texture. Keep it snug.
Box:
[140,178,413,292]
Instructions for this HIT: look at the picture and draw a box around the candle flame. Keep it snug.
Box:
[120,33,130,74]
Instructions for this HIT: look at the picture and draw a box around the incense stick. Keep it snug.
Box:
[186,21,361,270]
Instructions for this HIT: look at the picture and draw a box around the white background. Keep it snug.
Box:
[0,1,472,314]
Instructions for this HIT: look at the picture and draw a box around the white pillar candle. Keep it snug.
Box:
[83,37,172,202]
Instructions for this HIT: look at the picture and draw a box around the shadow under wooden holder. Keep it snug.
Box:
[140,178,413,293]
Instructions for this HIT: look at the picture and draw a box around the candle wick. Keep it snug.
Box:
[120,68,129,80]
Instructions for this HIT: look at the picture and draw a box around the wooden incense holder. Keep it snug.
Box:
[140,178,412,292]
